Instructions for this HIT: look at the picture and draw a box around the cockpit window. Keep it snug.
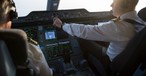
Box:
[58,0,112,12]
[14,0,146,17]
[58,0,146,12]
[14,0,47,17]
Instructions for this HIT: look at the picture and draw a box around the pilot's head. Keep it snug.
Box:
[0,0,17,29]
[111,0,139,17]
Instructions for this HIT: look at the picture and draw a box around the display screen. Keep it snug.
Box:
[45,31,56,40]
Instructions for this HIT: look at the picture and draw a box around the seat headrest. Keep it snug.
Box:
[138,7,146,22]
[0,29,28,65]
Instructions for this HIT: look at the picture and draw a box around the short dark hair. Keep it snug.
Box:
[0,0,12,24]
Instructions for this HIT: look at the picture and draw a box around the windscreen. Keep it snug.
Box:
[13,0,146,16]
[58,0,146,12]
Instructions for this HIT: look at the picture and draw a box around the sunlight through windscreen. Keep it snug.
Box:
[58,0,112,12]
[14,0,146,17]
[58,0,146,12]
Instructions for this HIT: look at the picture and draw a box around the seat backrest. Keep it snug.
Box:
[111,7,146,76]
[0,40,16,76]
[138,7,146,22]
[0,29,28,65]
[111,27,146,76]
[0,29,37,76]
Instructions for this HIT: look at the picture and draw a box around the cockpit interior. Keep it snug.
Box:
[1,0,146,76]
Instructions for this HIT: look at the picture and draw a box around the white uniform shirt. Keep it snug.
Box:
[62,11,145,61]
[28,43,53,76]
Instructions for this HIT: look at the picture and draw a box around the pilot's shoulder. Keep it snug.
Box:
[28,37,38,46]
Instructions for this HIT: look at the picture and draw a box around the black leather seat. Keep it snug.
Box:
[138,7,146,22]
[111,26,146,76]
[0,29,28,65]
[0,29,36,76]
[0,40,16,76]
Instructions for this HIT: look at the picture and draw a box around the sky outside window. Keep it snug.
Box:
[14,0,146,17]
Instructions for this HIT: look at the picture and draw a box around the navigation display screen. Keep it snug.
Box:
[45,31,56,40]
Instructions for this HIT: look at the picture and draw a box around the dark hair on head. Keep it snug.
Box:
[0,0,17,24]
[0,0,10,24]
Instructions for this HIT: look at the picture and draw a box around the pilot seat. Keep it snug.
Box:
[0,29,37,76]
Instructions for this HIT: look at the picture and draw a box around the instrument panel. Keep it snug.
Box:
[12,9,114,76]
[12,9,114,27]
[12,8,114,61]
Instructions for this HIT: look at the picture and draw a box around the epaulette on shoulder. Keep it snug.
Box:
[111,18,120,22]
[28,37,38,46]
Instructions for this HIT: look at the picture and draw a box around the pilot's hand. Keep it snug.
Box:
[53,17,63,28]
